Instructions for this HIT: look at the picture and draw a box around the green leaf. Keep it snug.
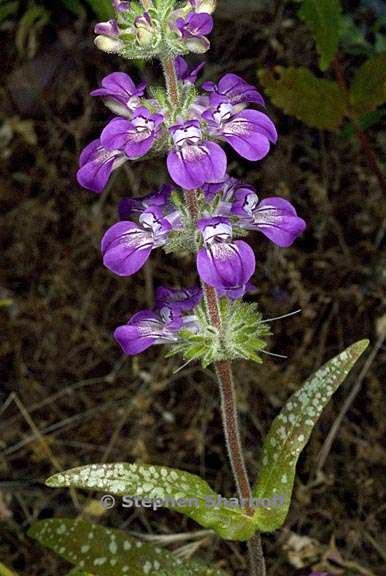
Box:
[29,519,229,576]
[299,0,343,70]
[0,1,19,24]
[85,0,114,20]
[0,563,20,576]
[350,52,386,115]
[252,340,369,532]
[46,463,256,541]
[258,66,347,130]
[59,0,84,16]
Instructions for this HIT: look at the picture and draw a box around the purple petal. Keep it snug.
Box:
[155,286,202,312]
[253,197,306,247]
[101,221,153,276]
[167,142,227,190]
[196,240,255,291]
[91,72,138,99]
[223,110,277,161]
[79,139,101,167]
[186,12,213,36]
[94,19,120,37]
[77,139,125,193]
[114,310,161,355]
[217,73,265,106]
[101,117,132,150]
[124,132,155,159]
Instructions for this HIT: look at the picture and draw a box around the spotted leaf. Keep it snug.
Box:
[46,464,256,541]
[252,340,369,531]
[28,519,229,576]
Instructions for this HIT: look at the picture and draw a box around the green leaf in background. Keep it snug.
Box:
[47,463,256,541]
[0,563,20,576]
[339,107,386,142]
[0,0,19,24]
[85,0,114,20]
[258,67,347,130]
[29,519,229,576]
[59,0,84,17]
[252,340,369,532]
[299,0,343,70]
[350,51,386,115]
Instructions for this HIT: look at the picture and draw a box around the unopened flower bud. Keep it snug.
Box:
[112,0,131,12]
[94,19,120,38]
[184,36,210,54]
[134,13,155,47]
[190,0,216,14]
[94,35,124,53]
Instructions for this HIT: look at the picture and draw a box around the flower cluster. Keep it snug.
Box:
[100,176,305,308]
[77,1,306,361]
[114,286,202,355]
[94,0,216,57]
[77,63,277,193]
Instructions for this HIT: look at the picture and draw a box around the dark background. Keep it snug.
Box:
[0,1,385,574]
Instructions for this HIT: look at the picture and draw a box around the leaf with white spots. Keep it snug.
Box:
[252,340,369,532]
[46,464,256,541]
[28,519,229,576]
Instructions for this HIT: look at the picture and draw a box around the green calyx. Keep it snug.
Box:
[168,299,272,368]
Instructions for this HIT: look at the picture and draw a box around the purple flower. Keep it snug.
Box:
[90,72,146,116]
[114,308,183,355]
[196,217,255,299]
[204,101,277,161]
[231,190,306,247]
[175,12,213,53]
[94,19,120,38]
[175,56,205,85]
[167,120,226,189]
[101,207,172,276]
[112,0,131,12]
[202,175,251,208]
[203,73,265,107]
[101,107,164,159]
[77,138,127,193]
[155,286,202,312]
[118,185,172,219]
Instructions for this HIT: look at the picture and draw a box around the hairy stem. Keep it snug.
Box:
[161,56,180,107]
[183,188,266,576]
[161,54,266,576]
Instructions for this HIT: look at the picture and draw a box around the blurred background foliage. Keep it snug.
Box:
[0,1,385,575]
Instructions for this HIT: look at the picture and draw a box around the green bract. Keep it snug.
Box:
[100,0,190,60]
[168,299,271,367]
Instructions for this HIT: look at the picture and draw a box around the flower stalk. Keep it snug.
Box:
[179,94,266,576]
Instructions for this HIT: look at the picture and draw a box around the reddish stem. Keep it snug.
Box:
[334,56,386,195]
